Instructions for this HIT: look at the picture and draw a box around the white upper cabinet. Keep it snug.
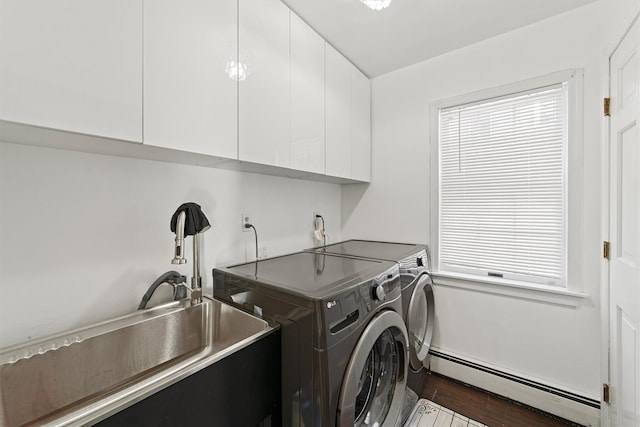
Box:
[0,0,369,183]
[290,13,325,174]
[325,43,371,181]
[325,44,352,179]
[143,0,237,159]
[351,69,371,182]
[0,0,142,142]
[238,0,290,168]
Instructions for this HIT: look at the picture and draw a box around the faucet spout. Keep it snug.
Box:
[172,211,187,265]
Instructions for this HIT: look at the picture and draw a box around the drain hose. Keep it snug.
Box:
[137,271,187,310]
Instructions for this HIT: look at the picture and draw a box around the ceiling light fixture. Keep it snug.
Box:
[360,0,392,11]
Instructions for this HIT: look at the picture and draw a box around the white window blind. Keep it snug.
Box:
[438,83,567,286]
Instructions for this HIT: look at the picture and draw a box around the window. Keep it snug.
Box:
[433,72,578,288]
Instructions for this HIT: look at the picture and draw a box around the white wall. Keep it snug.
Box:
[0,141,341,348]
[342,0,625,402]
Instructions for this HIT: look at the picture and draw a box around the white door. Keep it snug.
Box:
[609,16,640,427]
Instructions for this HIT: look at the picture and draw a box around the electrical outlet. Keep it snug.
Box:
[241,213,252,232]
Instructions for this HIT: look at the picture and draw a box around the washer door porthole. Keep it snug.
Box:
[406,273,434,372]
[337,310,408,427]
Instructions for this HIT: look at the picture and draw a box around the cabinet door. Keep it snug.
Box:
[0,0,142,142]
[238,0,290,168]
[144,0,237,159]
[351,68,371,181]
[325,43,352,179]
[290,13,325,174]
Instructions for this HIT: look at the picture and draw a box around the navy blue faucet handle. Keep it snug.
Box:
[170,202,211,236]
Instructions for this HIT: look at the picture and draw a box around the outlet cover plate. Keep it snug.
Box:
[241,213,251,232]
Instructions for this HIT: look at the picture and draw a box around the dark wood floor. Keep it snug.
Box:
[415,371,583,427]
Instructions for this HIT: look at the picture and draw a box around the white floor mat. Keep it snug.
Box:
[403,398,488,427]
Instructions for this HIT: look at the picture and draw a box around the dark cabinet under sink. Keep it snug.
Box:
[96,329,281,427]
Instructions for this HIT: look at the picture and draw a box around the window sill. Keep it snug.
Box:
[430,271,588,308]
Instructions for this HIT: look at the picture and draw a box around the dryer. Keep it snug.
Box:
[213,251,408,427]
[305,240,434,377]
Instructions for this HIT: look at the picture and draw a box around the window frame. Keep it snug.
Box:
[429,69,587,305]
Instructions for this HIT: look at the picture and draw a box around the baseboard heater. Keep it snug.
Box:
[428,349,601,426]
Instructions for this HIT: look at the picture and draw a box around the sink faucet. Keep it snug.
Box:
[170,203,211,305]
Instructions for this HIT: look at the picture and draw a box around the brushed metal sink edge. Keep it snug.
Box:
[0,300,190,366]
[0,297,275,427]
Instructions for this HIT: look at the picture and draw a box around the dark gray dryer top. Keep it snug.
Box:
[306,240,430,274]
[216,251,398,300]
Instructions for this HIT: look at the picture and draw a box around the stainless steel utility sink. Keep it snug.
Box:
[0,297,272,426]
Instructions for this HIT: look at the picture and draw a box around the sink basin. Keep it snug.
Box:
[0,297,271,426]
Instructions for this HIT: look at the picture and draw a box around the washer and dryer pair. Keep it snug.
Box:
[212,240,434,427]
[305,240,435,381]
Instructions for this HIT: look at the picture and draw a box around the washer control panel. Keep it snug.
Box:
[397,248,430,276]
[363,266,401,311]
[321,263,402,347]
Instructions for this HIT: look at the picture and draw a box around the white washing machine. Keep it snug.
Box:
[213,251,409,426]
[306,240,435,378]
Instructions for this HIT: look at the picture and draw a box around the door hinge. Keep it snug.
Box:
[604,97,611,116]
[603,383,610,404]
[603,241,610,260]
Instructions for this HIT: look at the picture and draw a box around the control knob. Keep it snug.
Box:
[372,283,386,301]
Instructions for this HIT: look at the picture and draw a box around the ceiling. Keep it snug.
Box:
[281,0,600,77]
